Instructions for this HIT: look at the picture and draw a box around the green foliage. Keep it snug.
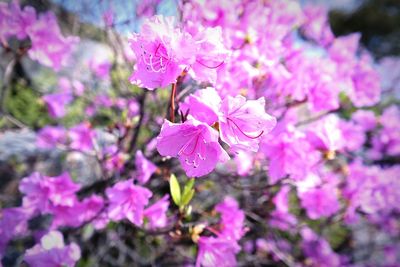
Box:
[5,82,51,128]
[60,97,86,127]
[326,222,350,249]
[169,175,196,209]
[181,178,195,207]
[169,174,181,206]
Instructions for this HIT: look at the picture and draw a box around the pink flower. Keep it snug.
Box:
[306,114,344,153]
[261,126,320,183]
[185,22,230,84]
[196,236,240,267]
[80,195,107,229]
[179,87,221,126]
[233,149,254,176]
[301,228,342,267]
[102,145,126,173]
[156,118,229,177]
[89,58,112,80]
[195,197,245,267]
[219,95,276,152]
[351,110,376,132]
[24,231,81,267]
[136,0,161,17]
[273,185,291,213]
[301,5,334,46]
[49,194,105,229]
[306,58,340,112]
[329,33,360,68]
[215,196,245,241]
[350,54,381,107]
[144,195,170,229]
[18,172,106,229]
[0,207,30,257]
[0,1,36,42]
[106,179,152,226]
[270,186,297,231]
[19,172,80,212]
[338,120,365,152]
[129,15,195,89]
[135,150,157,184]
[102,9,114,27]
[42,93,73,118]
[68,123,95,152]
[36,126,66,149]
[26,12,79,71]
[299,185,340,220]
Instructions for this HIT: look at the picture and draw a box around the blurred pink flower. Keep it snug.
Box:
[24,231,81,267]
[144,195,170,229]
[36,126,66,149]
[196,236,240,267]
[42,93,73,118]
[215,196,245,241]
[0,207,30,257]
[299,185,340,219]
[106,179,152,226]
[68,123,95,152]
[27,12,79,71]
[89,58,112,80]
[19,172,80,212]
[135,150,157,184]
[0,1,36,42]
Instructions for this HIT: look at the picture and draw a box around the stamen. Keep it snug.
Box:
[181,135,201,156]
[227,117,264,139]
[141,43,171,73]
[196,60,225,69]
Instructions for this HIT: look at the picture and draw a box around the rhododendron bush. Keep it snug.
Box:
[0,0,399,266]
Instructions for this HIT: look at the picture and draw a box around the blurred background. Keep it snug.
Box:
[0,0,399,266]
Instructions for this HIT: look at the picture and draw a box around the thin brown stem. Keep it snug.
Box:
[170,82,177,122]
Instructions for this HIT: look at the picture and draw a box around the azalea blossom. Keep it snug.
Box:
[19,172,80,212]
[36,126,67,149]
[68,123,95,152]
[27,11,79,71]
[135,150,157,184]
[196,236,240,267]
[106,179,152,226]
[42,92,73,118]
[129,15,195,89]
[157,117,229,177]
[24,231,81,267]
[215,196,246,240]
[219,95,276,152]
[143,195,170,229]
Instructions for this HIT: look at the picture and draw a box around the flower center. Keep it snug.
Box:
[177,129,207,168]
[141,43,171,73]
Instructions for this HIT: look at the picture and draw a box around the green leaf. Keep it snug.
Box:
[180,178,195,207]
[182,178,195,197]
[169,174,181,206]
[181,189,195,207]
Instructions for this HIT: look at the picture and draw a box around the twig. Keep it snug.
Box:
[128,90,147,153]
[0,58,17,114]
[295,110,336,127]
[170,82,177,122]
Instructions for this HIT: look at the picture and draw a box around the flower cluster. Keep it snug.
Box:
[129,15,229,89]
[196,197,245,267]
[0,1,79,70]
[0,0,399,266]
[157,87,276,177]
